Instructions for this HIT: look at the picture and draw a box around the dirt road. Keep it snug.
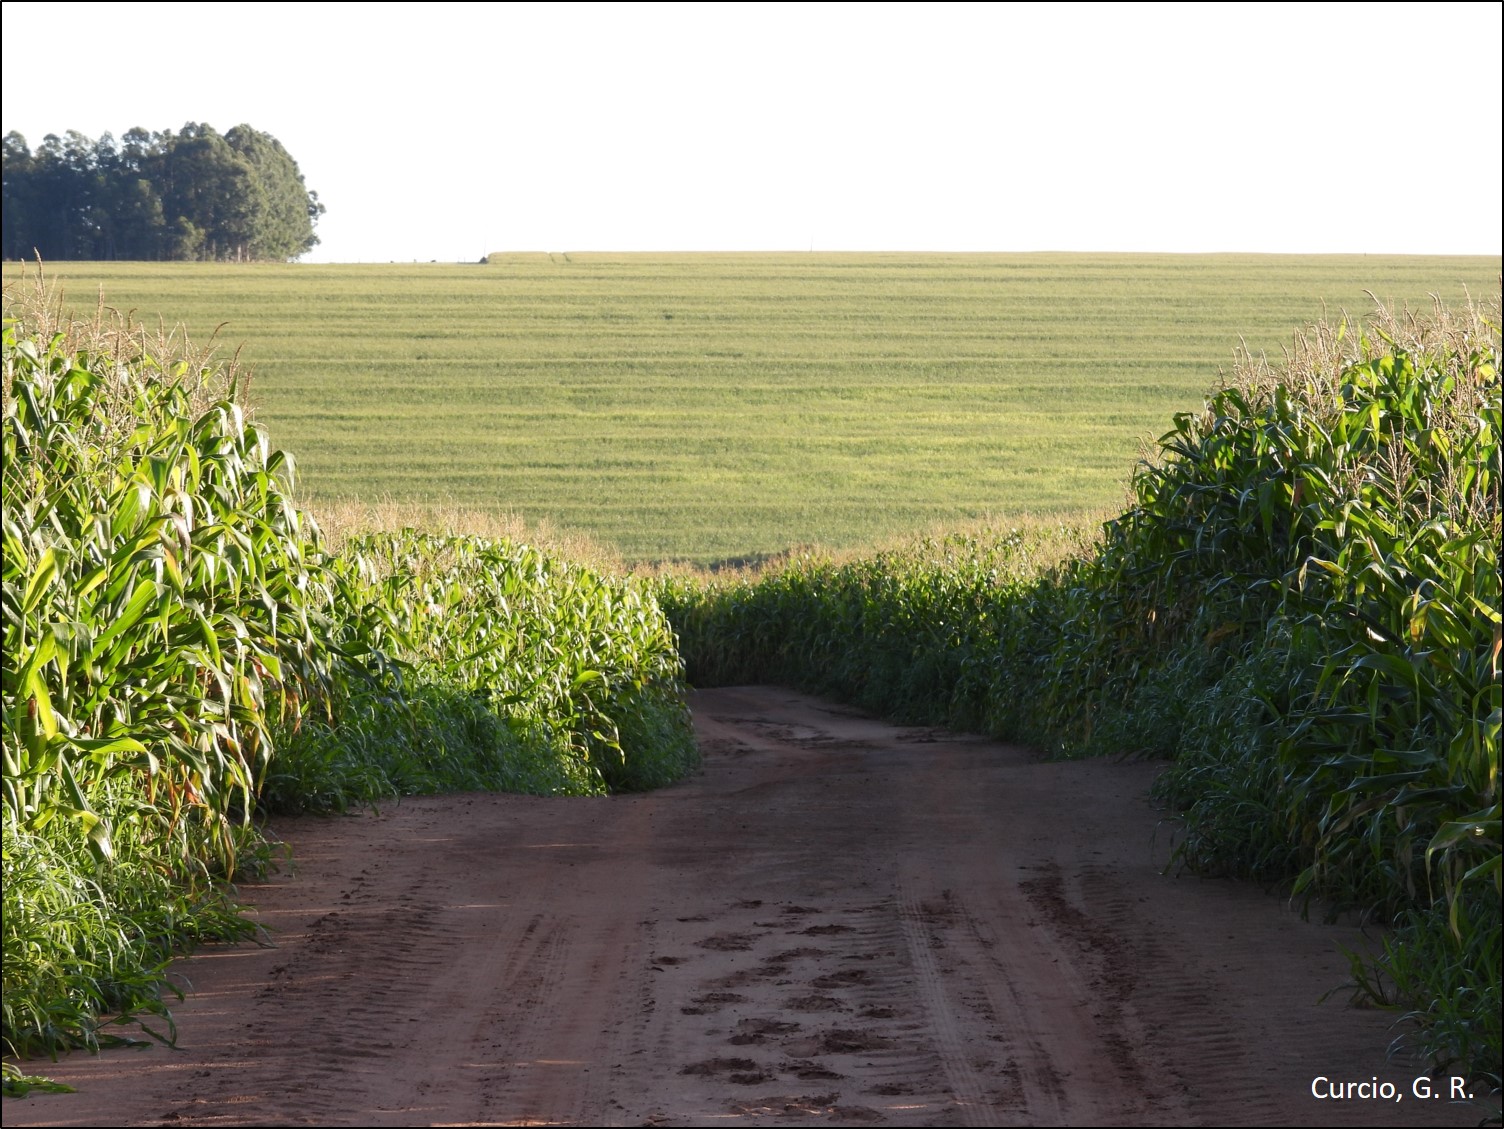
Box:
[5,687,1484,1126]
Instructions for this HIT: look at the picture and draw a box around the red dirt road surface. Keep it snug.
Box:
[4,687,1486,1127]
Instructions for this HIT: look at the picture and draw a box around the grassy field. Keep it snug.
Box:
[4,253,1496,562]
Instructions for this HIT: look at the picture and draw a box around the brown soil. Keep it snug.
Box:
[4,687,1486,1126]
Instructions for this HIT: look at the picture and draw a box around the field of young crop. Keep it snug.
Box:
[3,254,1496,562]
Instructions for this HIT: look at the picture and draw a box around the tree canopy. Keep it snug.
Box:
[2,123,324,261]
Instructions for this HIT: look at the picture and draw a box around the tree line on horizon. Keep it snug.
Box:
[1,123,323,262]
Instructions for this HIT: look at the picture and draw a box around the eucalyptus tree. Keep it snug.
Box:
[0,123,322,261]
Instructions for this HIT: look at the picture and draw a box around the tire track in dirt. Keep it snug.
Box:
[897,889,1000,1126]
[1060,863,1281,1126]
[5,687,1485,1127]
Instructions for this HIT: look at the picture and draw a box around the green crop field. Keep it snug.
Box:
[4,253,1496,562]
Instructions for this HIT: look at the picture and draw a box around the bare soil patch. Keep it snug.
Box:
[3,687,1483,1126]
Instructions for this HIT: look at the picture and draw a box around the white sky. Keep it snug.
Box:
[3,1,1500,262]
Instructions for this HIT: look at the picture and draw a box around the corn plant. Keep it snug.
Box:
[2,320,333,868]
[2,298,338,1057]
[308,530,697,796]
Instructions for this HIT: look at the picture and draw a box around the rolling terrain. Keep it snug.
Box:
[6,253,1496,561]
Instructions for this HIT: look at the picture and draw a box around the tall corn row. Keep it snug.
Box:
[2,309,333,1064]
[322,531,696,795]
[3,322,330,873]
